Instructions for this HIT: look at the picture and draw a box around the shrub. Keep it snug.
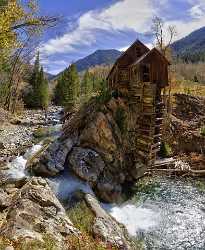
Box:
[95,80,111,104]
[159,142,172,158]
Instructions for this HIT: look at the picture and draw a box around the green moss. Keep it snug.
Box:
[159,142,172,158]
[200,127,205,136]
[195,180,205,192]
[67,201,117,250]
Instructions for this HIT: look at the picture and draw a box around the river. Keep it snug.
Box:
[105,177,205,250]
[3,108,205,250]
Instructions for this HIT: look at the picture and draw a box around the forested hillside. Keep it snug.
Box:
[171,27,205,62]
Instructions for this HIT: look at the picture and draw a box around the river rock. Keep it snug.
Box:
[0,189,12,209]
[0,177,79,247]
[96,175,122,203]
[68,147,105,183]
[0,142,5,150]
[84,194,131,249]
[29,138,75,177]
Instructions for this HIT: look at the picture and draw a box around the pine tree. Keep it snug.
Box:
[81,70,93,97]
[24,53,49,109]
[54,64,80,108]
[38,67,49,109]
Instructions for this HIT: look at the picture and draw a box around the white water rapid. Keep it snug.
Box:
[6,144,43,180]
[104,203,159,236]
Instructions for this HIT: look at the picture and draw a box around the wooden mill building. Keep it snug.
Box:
[107,40,170,166]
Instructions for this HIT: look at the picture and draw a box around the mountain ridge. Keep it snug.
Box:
[171,26,205,62]
[51,26,205,80]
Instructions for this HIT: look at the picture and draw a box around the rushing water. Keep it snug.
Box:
[105,178,205,250]
[4,107,92,201]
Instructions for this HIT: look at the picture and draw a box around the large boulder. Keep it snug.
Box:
[27,138,75,177]
[36,98,146,202]
[69,147,105,184]
[79,112,118,156]
[0,177,79,247]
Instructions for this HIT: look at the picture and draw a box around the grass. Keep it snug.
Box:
[0,234,56,250]
[169,79,205,97]
[129,177,161,203]
[67,201,117,250]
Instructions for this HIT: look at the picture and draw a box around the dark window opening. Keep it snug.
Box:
[136,48,141,57]
[142,65,150,82]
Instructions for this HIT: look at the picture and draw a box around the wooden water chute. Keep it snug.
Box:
[107,40,170,167]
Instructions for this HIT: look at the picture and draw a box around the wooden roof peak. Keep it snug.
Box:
[107,39,150,79]
[131,47,171,66]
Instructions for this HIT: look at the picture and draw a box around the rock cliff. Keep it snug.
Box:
[30,97,145,202]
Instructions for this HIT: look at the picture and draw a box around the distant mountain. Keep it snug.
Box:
[171,27,205,62]
[45,72,54,80]
[51,49,122,81]
[75,49,122,72]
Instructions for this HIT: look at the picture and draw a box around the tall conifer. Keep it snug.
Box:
[54,64,80,108]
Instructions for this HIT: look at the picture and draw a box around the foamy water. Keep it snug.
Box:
[104,204,159,236]
[6,144,43,179]
[105,178,205,249]
[48,171,93,201]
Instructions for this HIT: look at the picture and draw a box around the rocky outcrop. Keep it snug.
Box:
[0,177,79,247]
[33,97,143,203]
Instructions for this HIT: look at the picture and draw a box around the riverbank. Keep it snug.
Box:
[0,106,63,162]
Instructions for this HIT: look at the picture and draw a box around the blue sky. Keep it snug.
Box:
[38,0,205,74]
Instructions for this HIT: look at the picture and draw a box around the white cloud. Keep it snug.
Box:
[40,0,205,74]
[40,0,156,57]
[189,4,205,19]
[166,10,205,41]
[119,46,129,52]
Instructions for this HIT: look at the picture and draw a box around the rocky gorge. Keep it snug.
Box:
[0,103,134,249]
[0,93,204,249]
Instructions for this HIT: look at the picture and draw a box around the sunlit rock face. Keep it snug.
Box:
[36,97,146,202]
[0,177,79,247]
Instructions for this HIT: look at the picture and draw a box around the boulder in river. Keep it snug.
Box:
[69,147,105,184]
[36,97,147,202]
